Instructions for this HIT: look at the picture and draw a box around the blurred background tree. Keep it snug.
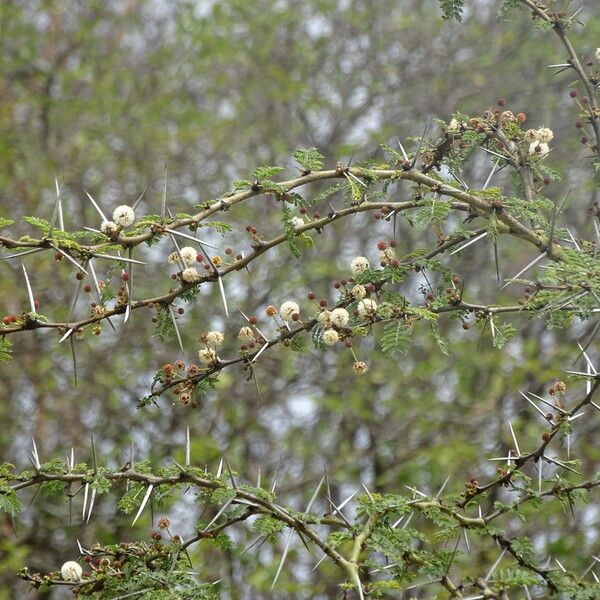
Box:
[1,0,600,598]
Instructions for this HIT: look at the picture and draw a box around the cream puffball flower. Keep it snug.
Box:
[61,561,83,582]
[330,308,350,328]
[535,127,553,143]
[529,141,550,158]
[350,256,370,275]
[112,205,135,227]
[280,301,300,321]
[447,118,461,132]
[351,284,367,300]
[357,298,378,318]
[179,246,198,266]
[317,310,331,324]
[181,267,201,283]
[198,348,217,364]
[100,220,118,235]
[206,331,225,347]
[290,216,304,228]
[322,329,339,346]
[238,326,254,340]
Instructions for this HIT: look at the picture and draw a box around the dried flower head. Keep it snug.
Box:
[357,298,378,318]
[266,305,277,317]
[167,251,181,265]
[181,267,201,283]
[206,331,225,347]
[198,348,217,364]
[322,329,339,346]
[238,326,254,340]
[379,247,396,264]
[353,361,368,375]
[535,127,554,143]
[280,301,300,321]
[60,561,83,582]
[351,284,367,300]
[100,220,118,235]
[290,216,305,228]
[350,256,370,275]
[330,307,350,328]
[112,205,135,227]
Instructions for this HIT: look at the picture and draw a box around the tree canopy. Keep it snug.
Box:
[2,1,600,598]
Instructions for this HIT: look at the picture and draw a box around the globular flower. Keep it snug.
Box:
[167,251,181,265]
[322,329,339,346]
[524,129,538,142]
[206,331,225,347]
[357,298,378,318]
[447,118,461,132]
[379,248,396,264]
[350,256,370,275]
[595,48,600,63]
[266,305,277,317]
[61,561,83,582]
[330,307,350,328]
[353,361,369,375]
[100,220,118,235]
[280,301,300,321]
[351,284,367,300]
[290,216,304,228]
[535,127,554,143]
[181,267,201,283]
[528,141,550,158]
[198,348,217,364]
[179,246,198,266]
[317,310,331,324]
[238,326,254,340]
[211,255,223,267]
[112,205,135,227]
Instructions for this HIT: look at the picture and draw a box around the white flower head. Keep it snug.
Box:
[528,141,550,158]
[317,310,331,324]
[379,248,396,264]
[322,329,339,346]
[350,256,370,276]
[206,331,224,347]
[181,267,201,283]
[447,118,461,132]
[112,205,135,227]
[353,361,369,375]
[524,129,538,142]
[535,127,554,143]
[595,48,600,63]
[61,561,83,582]
[100,220,118,235]
[280,301,300,322]
[357,298,378,318]
[290,216,304,228]
[330,307,350,328]
[198,347,217,364]
[238,326,254,340]
[351,284,367,300]
[179,246,198,266]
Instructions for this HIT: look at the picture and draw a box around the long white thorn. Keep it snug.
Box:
[132,484,154,526]
[21,263,36,313]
